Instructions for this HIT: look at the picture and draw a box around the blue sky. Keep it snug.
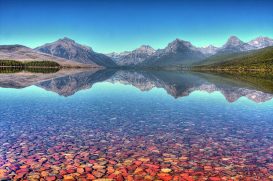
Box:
[0,0,273,53]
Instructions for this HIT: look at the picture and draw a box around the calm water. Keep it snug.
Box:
[0,69,272,180]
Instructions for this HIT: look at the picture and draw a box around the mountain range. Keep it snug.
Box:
[0,36,272,68]
[108,36,273,67]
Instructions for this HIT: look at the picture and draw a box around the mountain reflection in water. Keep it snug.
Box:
[1,69,272,103]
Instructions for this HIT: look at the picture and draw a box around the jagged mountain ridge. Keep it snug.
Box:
[0,45,90,67]
[1,36,272,68]
[248,36,273,49]
[108,45,156,66]
[198,45,218,55]
[139,39,206,67]
[108,36,273,66]
[35,37,117,68]
[216,36,255,54]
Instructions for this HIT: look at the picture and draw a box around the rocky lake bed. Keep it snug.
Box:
[0,69,272,180]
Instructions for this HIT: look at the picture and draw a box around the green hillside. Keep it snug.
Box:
[195,46,273,71]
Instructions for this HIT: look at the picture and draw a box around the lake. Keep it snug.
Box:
[0,69,272,180]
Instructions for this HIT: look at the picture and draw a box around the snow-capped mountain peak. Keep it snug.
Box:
[107,45,156,66]
[217,36,255,53]
[135,45,155,54]
[198,45,218,55]
[248,36,273,49]
[224,36,244,47]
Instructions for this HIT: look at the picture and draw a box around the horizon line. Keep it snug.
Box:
[1,35,272,54]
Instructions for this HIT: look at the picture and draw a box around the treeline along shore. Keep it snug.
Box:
[0,60,60,68]
[0,60,61,73]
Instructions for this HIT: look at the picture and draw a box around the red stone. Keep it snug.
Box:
[120,168,128,177]
[109,160,117,164]
[173,175,180,180]
[92,170,104,178]
[60,170,67,175]
[14,172,26,179]
[116,174,124,181]
[146,168,157,176]
[157,173,172,181]
[180,173,194,181]
[108,173,116,179]
[86,173,95,180]
[77,167,84,174]
[209,177,222,181]
[127,175,134,181]
[67,169,76,174]
[144,164,160,169]
[46,176,57,181]
[89,160,96,164]
[85,167,92,172]
[16,168,29,174]
[134,160,142,166]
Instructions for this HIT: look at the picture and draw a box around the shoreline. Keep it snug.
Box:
[1,64,272,73]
